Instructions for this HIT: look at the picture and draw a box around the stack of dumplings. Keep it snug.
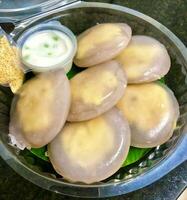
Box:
[9,23,179,184]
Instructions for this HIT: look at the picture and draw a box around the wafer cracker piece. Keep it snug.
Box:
[0,35,24,93]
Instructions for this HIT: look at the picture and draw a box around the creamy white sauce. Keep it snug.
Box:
[22,30,73,69]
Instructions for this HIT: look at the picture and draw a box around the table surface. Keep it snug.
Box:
[0,0,187,199]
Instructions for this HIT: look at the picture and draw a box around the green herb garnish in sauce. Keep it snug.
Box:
[53,35,60,41]
[23,55,30,61]
[44,43,49,48]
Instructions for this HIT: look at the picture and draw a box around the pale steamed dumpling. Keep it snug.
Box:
[117,83,179,148]
[74,23,132,67]
[116,35,171,83]
[48,108,131,184]
[9,69,71,149]
[68,60,127,121]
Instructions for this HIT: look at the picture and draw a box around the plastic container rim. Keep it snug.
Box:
[0,1,186,196]
[0,0,62,13]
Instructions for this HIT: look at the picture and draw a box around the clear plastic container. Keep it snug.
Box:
[0,1,186,198]
[17,22,77,72]
[0,0,61,11]
[0,0,74,22]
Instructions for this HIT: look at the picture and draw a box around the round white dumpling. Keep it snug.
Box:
[48,108,131,184]
[117,83,179,148]
[68,60,127,121]
[116,35,171,83]
[9,69,71,149]
[74,23,132,67]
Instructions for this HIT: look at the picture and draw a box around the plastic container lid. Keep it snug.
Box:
[0,0,75,22]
